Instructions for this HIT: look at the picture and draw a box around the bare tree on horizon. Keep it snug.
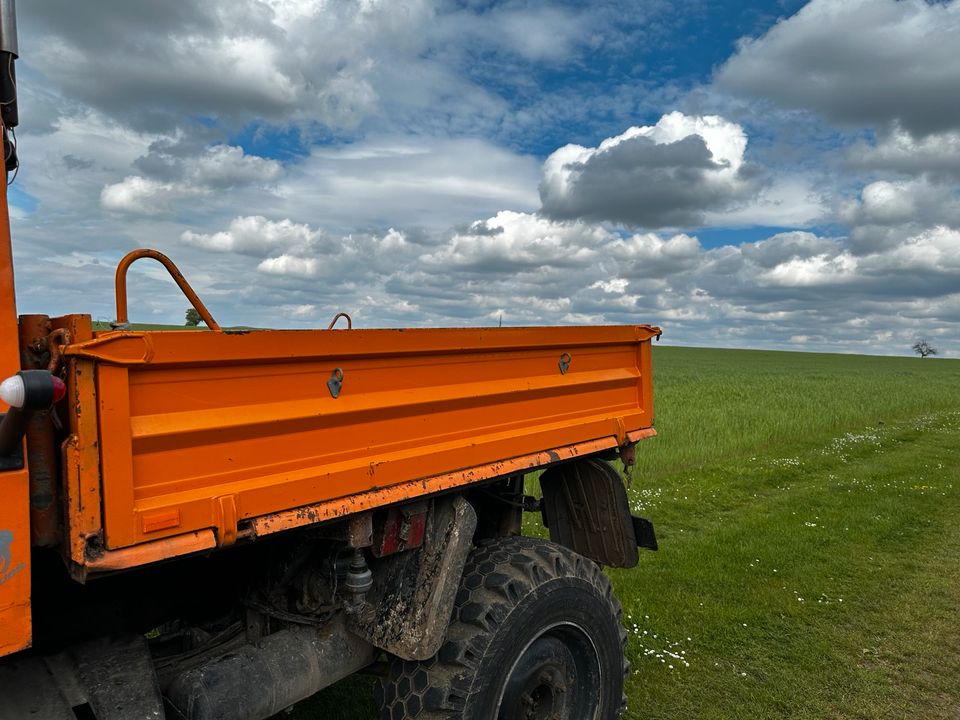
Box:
[912,339,938,358]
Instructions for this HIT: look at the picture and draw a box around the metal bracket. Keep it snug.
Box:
[215,495,238,547]
[558,352,572,375]
[327,368,345,398]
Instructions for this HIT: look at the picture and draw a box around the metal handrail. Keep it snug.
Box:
[326,312,352,330]
[114,249,222,332]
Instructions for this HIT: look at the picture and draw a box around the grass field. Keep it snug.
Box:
[278,345,960,719]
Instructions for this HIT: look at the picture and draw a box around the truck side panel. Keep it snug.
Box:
[65,325,658,552]
[0,180,31,655]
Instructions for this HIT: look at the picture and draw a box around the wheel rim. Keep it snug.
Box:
[495,622,601,720]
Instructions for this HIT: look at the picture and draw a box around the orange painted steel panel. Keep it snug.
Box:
[0,158,32,656]
[53,316,103,569]
[85,530,216,572]
[0,472,30,656]
[63,324,658,554]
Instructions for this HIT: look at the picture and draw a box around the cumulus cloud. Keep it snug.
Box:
[717,0,960,136]
[182,215,323,256]
[100,176,197,215]
[539,112,757,228]
[187,145,283,188]
[280,303,318,320]
[421,211,602,272]
[257,254,320,278]
[274,137,541,232]
[849,126,960,183]
[845,181,920,227]
[101,144,282,216]
[838,179,960,253]
[740,231,837,269]
[17,182,960,356]
[703,176,827,228]
[11,0,960,358]
[606,233,702,278]
[166,202,960,350]
[20,0,506,134]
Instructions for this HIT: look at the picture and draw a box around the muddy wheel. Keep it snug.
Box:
[375,536,628,719]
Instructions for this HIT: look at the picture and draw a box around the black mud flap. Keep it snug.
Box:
[540,458,648,568]
[632,515,658,551]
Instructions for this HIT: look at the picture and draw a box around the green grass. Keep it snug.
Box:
[282,347,960,719]
[92,321,205,331]
[91,321,262,332]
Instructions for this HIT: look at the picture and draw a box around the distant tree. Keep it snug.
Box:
[185,308,201,327]
[912,339,937,358]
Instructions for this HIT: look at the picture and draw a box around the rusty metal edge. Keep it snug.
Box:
[247,428,657,539]
[84,529,216,573]
[80,430,656,576]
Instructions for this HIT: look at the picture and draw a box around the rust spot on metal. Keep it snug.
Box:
[45,327,70,373]
[82,532,105,562]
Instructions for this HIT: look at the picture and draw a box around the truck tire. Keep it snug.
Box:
[375,536,629,720]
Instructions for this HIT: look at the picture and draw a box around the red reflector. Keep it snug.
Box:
[51,376,66,403]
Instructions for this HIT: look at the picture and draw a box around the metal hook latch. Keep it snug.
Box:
[558,352,572,375]
[327,368,345,398]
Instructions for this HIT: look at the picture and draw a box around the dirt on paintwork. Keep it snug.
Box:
[348,496,477,661]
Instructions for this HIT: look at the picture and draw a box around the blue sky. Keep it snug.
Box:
[8,0,960,355]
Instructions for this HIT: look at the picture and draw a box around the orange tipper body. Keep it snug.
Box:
[53,322,658,574]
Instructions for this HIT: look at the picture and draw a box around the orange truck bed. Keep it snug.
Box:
[58,321,658,573]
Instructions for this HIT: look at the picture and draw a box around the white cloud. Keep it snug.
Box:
[591,278,629,294]
[870,225,960,275]
[849,126,960,182]
[188,145,283,188]
[10,1,960,358]
[100,176,193,215]
[758,253,858,288]
[838,178,960,253]
[540,112,757,228]
[422,211,602,272]
[704,175,827,228]
[717,0,960,136]
[606,232,702,278]
[257,254,319,277]
[851,181,917,226]
[21,0,508,134]
[274,137,541,232]
[279,303,319,322]
[182,215,321,256]
[100,144,282,216]
[740,231,837,269]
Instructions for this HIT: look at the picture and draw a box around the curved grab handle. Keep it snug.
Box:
[327,312,353,330]
[115,249,222,332]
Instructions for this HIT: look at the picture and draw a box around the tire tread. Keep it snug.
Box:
[377,536,629,719]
